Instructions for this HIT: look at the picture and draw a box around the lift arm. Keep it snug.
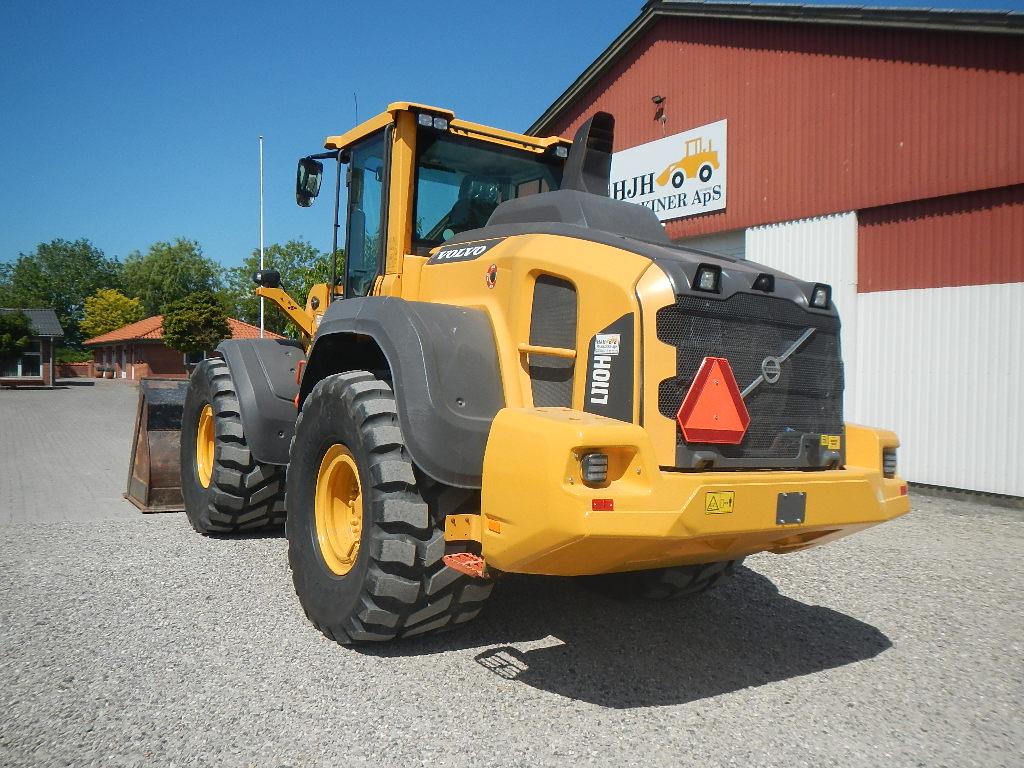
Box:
[255,286,317,338]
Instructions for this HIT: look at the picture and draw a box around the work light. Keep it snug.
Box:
[695,265,721,293]
[811,283,831,308]
[554,146,569,158]
[417,113,449,130]
[753,273,775,292]
[581,452,609,485]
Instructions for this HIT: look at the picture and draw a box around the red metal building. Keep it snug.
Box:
[530,1,1023,497]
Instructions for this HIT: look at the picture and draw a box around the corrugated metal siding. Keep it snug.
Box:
[745,213,859,419]
[859,184,1024,292]
[678,228,746,259]
[547,17,1024,238]
[852,283,1023,497]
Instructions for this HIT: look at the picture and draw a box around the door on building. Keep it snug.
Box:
[121,347,127,378]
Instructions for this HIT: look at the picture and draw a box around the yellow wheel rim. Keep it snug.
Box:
[196,404,215,488]
[314,444,363,576]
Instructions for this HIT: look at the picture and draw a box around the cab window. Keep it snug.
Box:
[344,132,386,298]
[412,129,563,253]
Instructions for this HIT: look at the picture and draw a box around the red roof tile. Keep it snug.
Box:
[84,315,285,345]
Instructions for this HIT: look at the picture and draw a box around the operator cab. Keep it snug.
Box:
[295,103,569,301]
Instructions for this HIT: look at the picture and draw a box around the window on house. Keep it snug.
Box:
[1,340,41,378]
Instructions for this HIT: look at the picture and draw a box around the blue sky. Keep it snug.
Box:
[1,0,1020,268]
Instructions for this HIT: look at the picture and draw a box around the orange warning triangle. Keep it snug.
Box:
[676,357,750,445]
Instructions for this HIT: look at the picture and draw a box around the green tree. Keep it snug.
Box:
[223,240,332,336]
[122,238,223,316]
[0,310,32,360]
[80,288,145,340]
[0,239,122,346]
[161,291,231,354]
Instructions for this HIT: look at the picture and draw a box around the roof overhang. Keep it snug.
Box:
[528,1,1024,136]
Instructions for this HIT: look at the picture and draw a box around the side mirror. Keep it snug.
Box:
[296,158,323,207]
[253,269,281,288]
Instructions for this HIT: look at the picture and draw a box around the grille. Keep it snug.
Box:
[528,275,576,407]
[656,293,843,461]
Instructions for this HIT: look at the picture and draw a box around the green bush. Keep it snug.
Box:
[56,347,94,363]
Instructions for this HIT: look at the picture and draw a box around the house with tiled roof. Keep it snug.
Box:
[83,314,282,379]
[0,308,64,388]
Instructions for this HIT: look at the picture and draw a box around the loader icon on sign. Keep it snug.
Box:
[656,136,720,188]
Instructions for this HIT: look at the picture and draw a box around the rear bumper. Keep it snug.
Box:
[479,408,909,576]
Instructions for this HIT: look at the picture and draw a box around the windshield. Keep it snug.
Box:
[413,129,563,252]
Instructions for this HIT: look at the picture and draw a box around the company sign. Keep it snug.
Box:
[609,120,727,222]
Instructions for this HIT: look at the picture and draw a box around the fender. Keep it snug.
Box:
[300,297,505,489]
[216,338,305,466]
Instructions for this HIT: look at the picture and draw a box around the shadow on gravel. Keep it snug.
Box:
[207,526,286,540]
[362,565,891,708]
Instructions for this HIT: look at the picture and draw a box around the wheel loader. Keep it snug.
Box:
[174,102,909,644]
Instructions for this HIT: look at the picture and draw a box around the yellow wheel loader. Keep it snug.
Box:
[176,102,909,643]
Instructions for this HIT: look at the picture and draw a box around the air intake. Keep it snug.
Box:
[528,275,577,407]
[561,112,614,197]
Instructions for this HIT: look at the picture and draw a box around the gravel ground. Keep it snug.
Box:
[1,382,1022,767]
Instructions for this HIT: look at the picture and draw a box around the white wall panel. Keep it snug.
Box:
[852,283,1023,497]
[745,213,859,419]
[679,229,747,259]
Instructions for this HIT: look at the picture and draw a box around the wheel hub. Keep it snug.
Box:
[196,403,214,488]
[314,444,363,576]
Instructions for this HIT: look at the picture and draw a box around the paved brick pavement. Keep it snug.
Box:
[0,380,140,523]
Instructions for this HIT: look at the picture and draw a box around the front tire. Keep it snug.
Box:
[586,559,744,601]
[180,359,287,534]
[286,371,492,644]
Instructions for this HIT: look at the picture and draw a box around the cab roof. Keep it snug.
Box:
[324,101,571,155]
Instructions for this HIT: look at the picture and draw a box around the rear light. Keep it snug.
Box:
[810,283,832,309]
[592,499,614,511]
[883,447,898,478]
[581,452,609,485]
[694,264,721,293]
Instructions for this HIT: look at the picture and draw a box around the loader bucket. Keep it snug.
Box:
[125,377,189,513]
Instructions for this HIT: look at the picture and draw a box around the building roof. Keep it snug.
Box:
[0,308,64,338]
[528,1,1024,136]
[83,315,284,346]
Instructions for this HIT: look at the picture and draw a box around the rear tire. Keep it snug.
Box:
[285,371,492,644]
[180,359,287,534]
[586,559,743,601]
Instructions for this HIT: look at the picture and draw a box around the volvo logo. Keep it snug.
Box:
[761,356,782,384]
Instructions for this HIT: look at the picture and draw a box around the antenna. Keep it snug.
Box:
[258,134,265,338]
[353,92,359,123]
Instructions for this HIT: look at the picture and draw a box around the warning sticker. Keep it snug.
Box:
[819,434,842,450]
[594,333,621,356]
[704,491,735,514]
